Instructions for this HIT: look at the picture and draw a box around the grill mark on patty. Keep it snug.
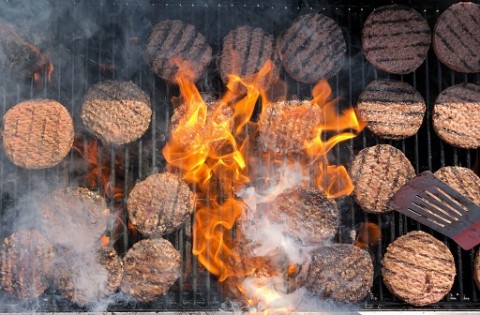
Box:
[360,97,423,104]
[366,16,426,26]
[298,33,344,72]
[370,5,414,14]
[300,39,345,79]
[392,244,455,263]
[363,29,431,39]
[450,5,480,47]
[278,14,316,56]
[352,149,366,184]
[363,85,419,94]
[446,24,478,57]
[283,16,325,65]
[150,22,178,65]
[374,56,418,63]
[386,257,453,275]
[147,22,173,64]
[364,42,431,53]
[254,31,267,72]
[240,29,254,76]
[370,145,386,211]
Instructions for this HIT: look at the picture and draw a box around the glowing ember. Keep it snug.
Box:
[162,58,365,311]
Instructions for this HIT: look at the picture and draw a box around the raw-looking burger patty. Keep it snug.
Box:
[382,230,456,306]
[356,79,426,140]
[350,144,415,213]
[433,2,480,73]
[2,99,74,169]
[169,100,234,151]
[127,172,195,236]
[276,13,346,83]
[306,244,374,302]
[257,100,323,153]
[434,166,480,206]
[0,21,52,80]
[219,26,279,90]
[81,80,152,145]
[53,246,123,306]
[145,20,212,82]
[121,238,180,302]
[362,5,431,74]
[0,230,55,299]
[40,187,110,252]
[433,83,480,149]
[260,187,339,245]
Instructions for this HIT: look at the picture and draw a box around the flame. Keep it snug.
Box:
[354,222,381,250]
[162,58,365,311]
[100,235,110,247]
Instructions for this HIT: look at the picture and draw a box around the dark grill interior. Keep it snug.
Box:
[0,0,479,312]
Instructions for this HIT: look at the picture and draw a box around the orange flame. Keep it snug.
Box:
[162,59,365,311]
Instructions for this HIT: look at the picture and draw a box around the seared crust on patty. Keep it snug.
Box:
[433,83,480,149]
[2,99,74,169]
[382,231,456,306]
[350,144,415,213]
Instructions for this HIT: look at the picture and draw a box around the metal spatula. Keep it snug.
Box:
[388,171,480,250]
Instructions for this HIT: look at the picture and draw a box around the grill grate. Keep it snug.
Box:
[0,0,479,312]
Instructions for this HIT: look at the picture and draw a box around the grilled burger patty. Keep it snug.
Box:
[40,187,110,252]
[2,99,74,169]
[362,5,431,74]
[260,187,339,245]
[276,13,346,83]
[306,244,374,302]
[257,100,323,153]
[53,246,123,306]
[81,80,152,145]
[434,166,480,206]
[127,172,195,237]
[350,144,415,214]
[433,83,480,149]
[0,230,55,299]
[220,26,279,91]
[433,2,480,73]
[356,79,426,140]
[121,238,181,302]
[145,20,212,82]
[382,230,456,306]
[474,250,480,291]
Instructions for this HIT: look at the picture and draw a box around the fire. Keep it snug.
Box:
[162,58,365,311]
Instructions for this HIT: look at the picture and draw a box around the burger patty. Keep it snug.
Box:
[121,238,181,302]
[52,246,123,306]
[433,2,480,73]
[306,244,374,302]
[350,144,416,213]
[356,79,426,140]
[433,83,480,149]
[219,26,279,91]
[0,230,55,299]
[145,20,212,82]
[260,186,339,246]
[40,187,110,252]
[382,230,456,306]
[81,80,152,145]
[276,13,346,83]
[434,166,480,206]
[127,172,195,236]
[362,4,431,74]
[257,100,323,153]
[2,99,74,169]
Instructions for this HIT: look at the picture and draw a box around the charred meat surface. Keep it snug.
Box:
[81,80,152,145]
[356,79,426,140]
[219,25,279,91]
[433,83,480,149]
[121,238,181,302]
[257,100,323,154]
[0,230,55,299]
[350,144,415,214]
[362,5,431,74]
[306,244,374,303]
[433,2,480,73]
[52,246,123,306]
[40,187,110,253]
[382,231,456,306]
[2,99,74,169]
[127,172,195,237]
[145,20,212,82]
[276,13,346,83]
[0,21,51,80]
